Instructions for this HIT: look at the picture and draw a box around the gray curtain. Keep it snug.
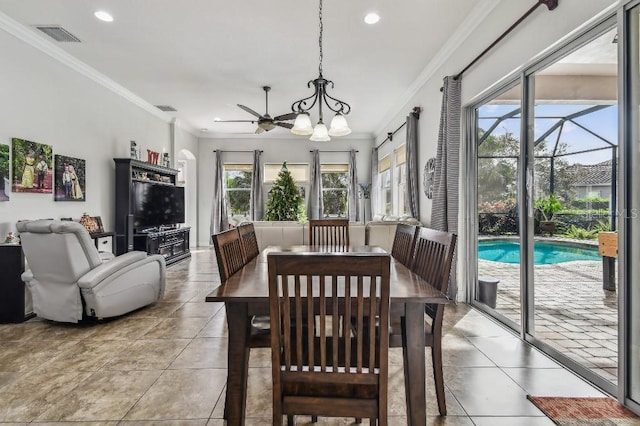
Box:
[308,149,323,220]
[406,113,419,218]
[370,148,378,218]
[210,150,228,239]
[431,76,461,299]
[250,150,263,221]
[347,149,359,222]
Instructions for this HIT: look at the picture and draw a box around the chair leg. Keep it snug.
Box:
[312,415,318,422]
[355,418,362,423]
[287,415,295,425]
[432,343,447,416]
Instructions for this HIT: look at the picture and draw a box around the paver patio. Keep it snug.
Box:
[478,243,618,385]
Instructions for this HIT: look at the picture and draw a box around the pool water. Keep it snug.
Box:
[478,240,601,264]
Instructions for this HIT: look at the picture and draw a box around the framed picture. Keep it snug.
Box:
[11,138,53,194]
[54,154,86,201]
[79,214,104,234]
[0,143,9,201]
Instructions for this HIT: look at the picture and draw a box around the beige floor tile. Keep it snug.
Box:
[0,340,75,373]
[0,370,93,422]
[196,313,228,338]
[128,302,184,319]
[88,317,163,341]
[36,321,101,341]
[102,339,190,371]
[169,338,227,369]
[0,372,20,390]
[143,317,210,339]
[42,340,131,372]
[170,302,224,318]
[35,370,162,421]
[0,321,50,342]
[124,369,226,420]
[119,420,207,425]
[31,422,118,426]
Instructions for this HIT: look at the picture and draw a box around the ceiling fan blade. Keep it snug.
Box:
[255,126,265,134]
[273,112,298,121]
[276,122,293,129]
[237,104,262,118]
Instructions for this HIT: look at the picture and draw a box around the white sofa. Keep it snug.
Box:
[249,217,420,252]
[252,221,366,250]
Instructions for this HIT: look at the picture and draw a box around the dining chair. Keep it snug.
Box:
[390,223,419,267]
[391,227,456,416]
[238,222,260,262]
[212,228,244,284]
[268,252,391,425]
[308,218,350,247]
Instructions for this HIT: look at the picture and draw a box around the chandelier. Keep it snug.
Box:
[290,0,351,141]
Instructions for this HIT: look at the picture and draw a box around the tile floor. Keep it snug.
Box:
[0,248,609,425]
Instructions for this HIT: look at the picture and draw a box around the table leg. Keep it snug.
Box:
[402,303,426,426]
[224,302,250,426]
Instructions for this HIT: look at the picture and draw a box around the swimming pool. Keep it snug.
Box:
[478,240,601,264]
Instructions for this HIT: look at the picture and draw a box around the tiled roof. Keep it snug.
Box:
[571,159,613,186]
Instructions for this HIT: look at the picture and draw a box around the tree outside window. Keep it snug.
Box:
[321,164,348,217]
[224,163,252,217]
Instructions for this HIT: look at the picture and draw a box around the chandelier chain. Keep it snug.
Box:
[318,0,323,76]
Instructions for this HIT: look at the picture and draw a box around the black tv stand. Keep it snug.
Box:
[133,227,191,266]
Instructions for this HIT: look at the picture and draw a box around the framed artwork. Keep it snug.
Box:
[0,143,9,201]
[54,154,86,201]
[11,138,53,194]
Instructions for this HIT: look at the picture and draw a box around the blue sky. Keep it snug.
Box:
[478,103,618,165]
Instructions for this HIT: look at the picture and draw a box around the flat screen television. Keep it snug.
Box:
[132,181,185,229]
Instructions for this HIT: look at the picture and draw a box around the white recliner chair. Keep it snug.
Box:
[16,219,166,323]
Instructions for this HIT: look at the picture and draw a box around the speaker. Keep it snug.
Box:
[126,214,134,251]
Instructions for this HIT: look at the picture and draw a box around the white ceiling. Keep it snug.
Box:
[1,1,493,137]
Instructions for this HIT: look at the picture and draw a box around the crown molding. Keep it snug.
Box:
[200,131,374,140]
[0,10,175,124]
[373,0,500,139]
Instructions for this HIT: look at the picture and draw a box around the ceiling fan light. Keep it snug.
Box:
[310,122,331,142]
[291,112,313,135]
[328,113,351,136]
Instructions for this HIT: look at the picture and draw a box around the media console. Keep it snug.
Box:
[134,227,191,266]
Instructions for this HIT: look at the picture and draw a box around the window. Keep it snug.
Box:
[379,155,392,215]
[321,163,348,217]
[224,163,252,217]
[395,145,407,216]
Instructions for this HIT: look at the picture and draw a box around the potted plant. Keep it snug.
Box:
[535,194,563,235]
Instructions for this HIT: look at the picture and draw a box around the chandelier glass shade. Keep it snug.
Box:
[290,0,351,141]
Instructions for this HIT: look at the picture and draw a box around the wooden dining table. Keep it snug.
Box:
[205,245,450,426]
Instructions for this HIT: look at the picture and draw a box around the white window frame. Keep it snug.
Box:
[224,163,252,218]
[321,163,349,218]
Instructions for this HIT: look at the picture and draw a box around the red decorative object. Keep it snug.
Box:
[146,150,160,165]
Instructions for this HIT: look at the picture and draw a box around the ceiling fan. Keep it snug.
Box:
[216,86,297,134]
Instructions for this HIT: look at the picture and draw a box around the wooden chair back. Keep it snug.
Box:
[237,223,259,262]
[267,252,390,424]
[309,219,350,247]
[212,228,244,284]
[390,224,419,268]
[410,227,457,318]
[410,228,456,416]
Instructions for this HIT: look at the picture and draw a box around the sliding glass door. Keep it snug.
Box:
[470,17,620,395]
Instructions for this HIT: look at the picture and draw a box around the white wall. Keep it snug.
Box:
[0,29,182,238]
[196,137,374,246]
[174,126,199,246]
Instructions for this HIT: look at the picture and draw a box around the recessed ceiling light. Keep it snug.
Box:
[201,128,209,132]
[213,117,221,122]
[364,12,380,25]
[94,11,114,22]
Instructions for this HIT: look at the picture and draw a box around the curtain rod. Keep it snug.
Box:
[375,106,421,150]
[440,0,558,92]
[309,150,359,153]
[213,150,263,153]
